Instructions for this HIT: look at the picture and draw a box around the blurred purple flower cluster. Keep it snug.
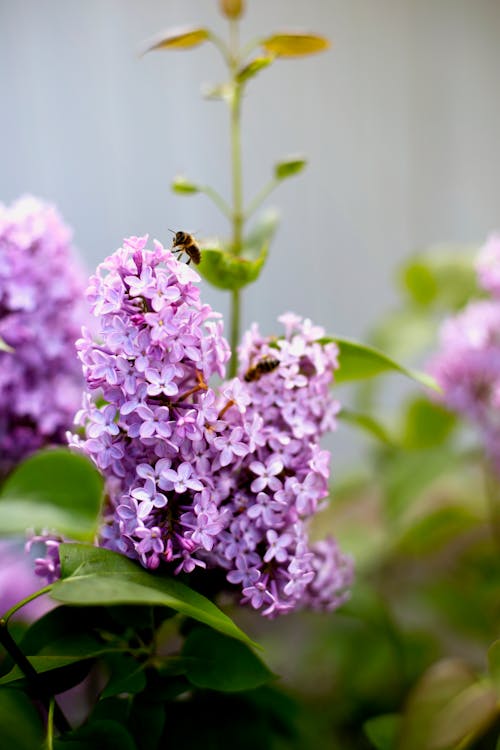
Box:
[429,233,500,470]
[70,236,352,617]
[0,196,86,477]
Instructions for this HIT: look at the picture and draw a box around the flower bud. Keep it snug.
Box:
[219,0,244,20]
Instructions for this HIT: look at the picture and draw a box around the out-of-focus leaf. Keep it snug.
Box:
[393,506,480,556]
[488,641,500,694]
[219,0,244,20]
[102,654,146,698]
[383,447,458,522]
[274,156,307,180]
[0,336,13,353]
[326,337,439,390]
[0,449,103,540]
[142,26,209,54]
[364,714,401,750]
[237,56,274,84]
[369,309,437,363]
[52,544,255,646]
[261,32,330,57]
[54,719,137,750]
[401,397,457,450]
[338,408,394,446]
[429,681,498,749]
[201,82,233,101]
[398,659,476,750]
[400,246,479,311]
[182,627,274,692]
[171,176,200,194]
[129,697,166,750]
[0,688,44,750]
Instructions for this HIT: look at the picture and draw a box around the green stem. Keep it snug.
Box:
[228,18,244,375]
[46,698,54,750]
[229,289,241,378]
[199,185,232,220]
[2,584,53,624]
[0,618,70,735]
[245,178,280,219]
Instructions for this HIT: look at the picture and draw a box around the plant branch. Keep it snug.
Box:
[199,185,232,219]
[1,584,53,624]
[245,178,280,219]
[0,618,71,735]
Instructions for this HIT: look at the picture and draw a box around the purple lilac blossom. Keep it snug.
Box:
[0,196,87,476]
[0,540,53,621]
[429,232,500,471]
[70,236,352,617]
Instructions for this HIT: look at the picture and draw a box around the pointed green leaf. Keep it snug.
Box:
[364,714,401,750]
[274,156,307,180]
[261,32,330,57]
[325,337,440,390]
[0,449,103,540]
[52,544,255,647]
[338,408,394,446]
[54,720,137,750]
[142,26,209,54]
[182,627,274,692]
[237,56,274,85]
[171,176,200,194]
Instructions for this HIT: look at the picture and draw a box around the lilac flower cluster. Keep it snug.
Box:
[429,233,500,471]
[0,196,86,476]
[71,236,352,617]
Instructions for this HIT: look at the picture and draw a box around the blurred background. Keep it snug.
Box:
[1,3,500,748]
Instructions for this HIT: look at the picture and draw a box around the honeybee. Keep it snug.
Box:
[244,355,280,382]
[170,230,201,265]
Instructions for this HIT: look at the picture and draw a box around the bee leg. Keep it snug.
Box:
[186,257,192,265]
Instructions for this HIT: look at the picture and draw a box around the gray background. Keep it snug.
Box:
[1,0,499,465]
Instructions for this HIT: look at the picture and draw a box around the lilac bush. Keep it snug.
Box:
[0,196,86,476]
[70,236,352,617]
[429,233,500,470]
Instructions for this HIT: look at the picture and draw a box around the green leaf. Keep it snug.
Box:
[401,397,457,450]
[364,714,401,750]
[54,719,137,750]
[488,640,500,694]
[393,505,480,556]
[338,408,394,446]
[101,654,146,698]
[0,688,45,750]
[182,627,274,692]
[400,245,479,311]
[171,175,200,194]
[142,26,209,53]
[0,449,103,540]
[198,210,279,291]
[0,336,14,353]
[327,337,439,390]
[237,56,274,85]
[0,634,112,685]
[274,156,307,180]
[52,544,255,647]
[429,682,498,749]
[261,32,330,57]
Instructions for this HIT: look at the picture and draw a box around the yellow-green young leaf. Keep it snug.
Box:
[0,336,13,353]
[274,156,307,180]
[198,210,279,291]
[202,82,233,102]
[198,246,268,291]
[142,26,210,54]
[429,682,498,749]
[171,176,200,195]
[488,640,500,694]
[237,56,274,85]
[219,0,245,20]
[261,32,330,57]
